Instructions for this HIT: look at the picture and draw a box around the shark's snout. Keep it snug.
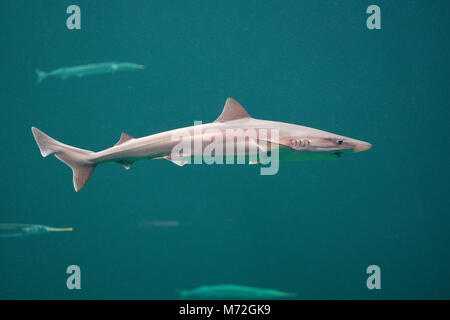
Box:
[353,141,372,153]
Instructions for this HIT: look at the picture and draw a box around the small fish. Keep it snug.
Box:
[178,284,296,299]
[0,224,73,238]
[35,62,145,83]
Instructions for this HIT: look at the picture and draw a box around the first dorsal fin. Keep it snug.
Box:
[115,132,133,146]
[214,98,251,122]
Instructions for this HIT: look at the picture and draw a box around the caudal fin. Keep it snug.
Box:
[35,69,47,84]
[31,127,96,192]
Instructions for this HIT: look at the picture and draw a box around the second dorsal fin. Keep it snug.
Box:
[115,132,133,146]
[214,98,251,122]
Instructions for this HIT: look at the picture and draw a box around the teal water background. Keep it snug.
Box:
[1,0,449,299]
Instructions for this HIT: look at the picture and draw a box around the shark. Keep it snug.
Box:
[31,98,371,192]
[36,62,145,83]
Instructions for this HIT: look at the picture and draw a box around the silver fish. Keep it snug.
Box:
[36,62,145,83]
[0,224,73,238]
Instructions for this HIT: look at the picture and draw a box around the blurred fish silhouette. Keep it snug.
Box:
[178,284,296,299]
[138,220,181,228]
[36,62,145,83]
[0,224,73,238]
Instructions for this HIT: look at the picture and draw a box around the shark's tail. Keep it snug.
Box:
[31,127,96,192]
[35,69,47,84]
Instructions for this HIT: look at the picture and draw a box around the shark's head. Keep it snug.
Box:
[282,129,372,159]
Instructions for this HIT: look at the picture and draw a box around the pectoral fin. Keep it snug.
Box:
[166,157,188,166]
[155,155,188,166]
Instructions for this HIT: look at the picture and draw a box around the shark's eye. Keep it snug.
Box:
[337,139,344,145]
